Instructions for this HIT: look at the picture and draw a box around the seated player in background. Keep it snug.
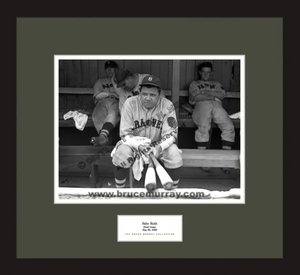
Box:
[189,62,235,150]
[91,61,120,146]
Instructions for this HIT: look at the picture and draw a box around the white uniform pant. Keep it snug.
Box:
[156,143,183,169]
[192,100,235,144]
[92,98,120,133]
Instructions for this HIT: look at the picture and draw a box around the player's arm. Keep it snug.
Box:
[93,79,109,102]
[204,83,226,100]
[188,81,213,104]
[151,102,177,152]
[111,77,122,97]
[188,81,198,105]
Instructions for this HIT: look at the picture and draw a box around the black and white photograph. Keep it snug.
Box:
[55,55,244,203]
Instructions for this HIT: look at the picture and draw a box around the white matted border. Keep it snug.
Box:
[54,55,245,204]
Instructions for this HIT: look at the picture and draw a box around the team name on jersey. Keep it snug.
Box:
[102,83,114,89]
[198,83,217,90]
[126,90,140,99]
[131,104,175,135]
[133,118,163,130]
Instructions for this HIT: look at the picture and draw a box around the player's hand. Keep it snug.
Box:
[138,145,162,158]
[138,145,152,156]
[152,145,162,158]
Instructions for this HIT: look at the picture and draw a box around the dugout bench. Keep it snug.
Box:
[59,146,240,188]
[59,88,240,126]
[59,87,240,148]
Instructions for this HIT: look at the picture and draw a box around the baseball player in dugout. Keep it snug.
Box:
[189,62,235,151]
[91,61,120,146]
[112,68,165,113]
[110,75,183,190]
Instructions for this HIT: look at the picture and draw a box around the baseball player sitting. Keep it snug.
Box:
[91,61,120,146]
[189,62,235,151]
[112,68,165,114]
[111,75,183,190]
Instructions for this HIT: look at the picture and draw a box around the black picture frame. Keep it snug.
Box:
[9,3,299,273]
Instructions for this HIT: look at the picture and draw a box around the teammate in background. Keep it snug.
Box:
[91,61,120,146]
[111,75,183,189]
[189,62,235,150]
[112,68,165,113]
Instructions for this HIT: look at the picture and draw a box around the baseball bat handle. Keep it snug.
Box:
[149,153,160,167]
[148,154,154,167]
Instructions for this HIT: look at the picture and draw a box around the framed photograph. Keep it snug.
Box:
[16,15,297,265]
[55,55,245,204]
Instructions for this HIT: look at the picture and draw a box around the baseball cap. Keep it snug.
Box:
[140,75,162,89]
[114,68,131,88]
[104,61,118,69]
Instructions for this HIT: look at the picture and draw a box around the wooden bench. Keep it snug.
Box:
[59,88,240,124]
[59,113,240,129]
[59,145,240,188]
[59,87,241,137]
[59,110,240,128]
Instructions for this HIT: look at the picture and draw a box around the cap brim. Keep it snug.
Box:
[140,83,161,89]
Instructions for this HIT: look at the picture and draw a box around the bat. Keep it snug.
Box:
[144,156,157,192]
[149,153,173,190]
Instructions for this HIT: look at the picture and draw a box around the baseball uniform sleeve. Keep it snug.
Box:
[119,100,135,138]
[215,82,226,95]
[93,79,109,101]
[152,101,177,151]
[188,81,200,106]
[111,77,123,97]
[118,93,127,114]
[112,78,131,113]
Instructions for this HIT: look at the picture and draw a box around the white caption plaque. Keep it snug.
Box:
[118,215,183,242]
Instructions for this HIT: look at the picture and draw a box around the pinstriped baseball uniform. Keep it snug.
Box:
[93,77,119,101]
[189,80,235,146]
[120,95,183,169]
[92,77,119,133]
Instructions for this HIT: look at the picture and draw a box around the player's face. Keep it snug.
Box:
[200,67,212,81]
[123,77,135,91]
[140,86,160,109]
[105,67,117,78]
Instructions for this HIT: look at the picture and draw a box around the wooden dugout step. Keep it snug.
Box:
[59,146,240,187]
[181,149,240,169]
